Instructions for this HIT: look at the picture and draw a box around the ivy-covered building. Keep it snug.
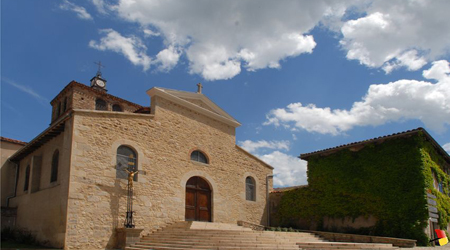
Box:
[276,128,450,245]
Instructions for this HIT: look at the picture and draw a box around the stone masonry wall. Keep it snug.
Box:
[1,141,24,207]
[9,120,74,248]
[71,87,139,113]
[65,96,272,249]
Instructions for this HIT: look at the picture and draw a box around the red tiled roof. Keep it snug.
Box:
[1,136,27,146]
[51,81,143,109]
[300,127,450,162]
[134,107,151,114]
[271,185,308,193]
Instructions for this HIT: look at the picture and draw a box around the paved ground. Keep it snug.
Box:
[415,247,450,250]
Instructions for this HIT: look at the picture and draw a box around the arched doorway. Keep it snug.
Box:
[185,176,211,222]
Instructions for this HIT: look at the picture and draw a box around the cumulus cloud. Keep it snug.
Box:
[340,0,450,72]
[89,29,152,71]
[239,139,306,187]
[260,151,308,187]
[265,60,450,135]
[443,143,450,154]
[239,140,290,154]
[154,46,181,71]
[60,0,93,20]
[97,0,363,80]
[84,1,450,78]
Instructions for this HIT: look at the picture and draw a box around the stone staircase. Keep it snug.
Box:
[125,221,399,250]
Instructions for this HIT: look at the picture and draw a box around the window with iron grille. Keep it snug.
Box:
[112,104,123,112]
[191,150,208,164]
[246,176,256,201]
[116,145,137,181]
[95,98,107,111]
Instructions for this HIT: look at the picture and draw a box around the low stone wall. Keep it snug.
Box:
[237,221,266,231]
[310,231,416,248]
[1,207,17,229]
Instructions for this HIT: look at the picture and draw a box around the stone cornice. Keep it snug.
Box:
[72,109,154,119]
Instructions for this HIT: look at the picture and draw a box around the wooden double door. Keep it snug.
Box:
[185,176,211,222]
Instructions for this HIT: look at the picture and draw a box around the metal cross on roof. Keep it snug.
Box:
[94,61,105,77]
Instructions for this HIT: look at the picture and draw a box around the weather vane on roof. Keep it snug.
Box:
[94,61,105,77]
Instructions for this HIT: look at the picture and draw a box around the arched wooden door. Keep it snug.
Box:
[185,176,211,222]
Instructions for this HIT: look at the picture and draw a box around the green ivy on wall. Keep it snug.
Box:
[277,134,450,246]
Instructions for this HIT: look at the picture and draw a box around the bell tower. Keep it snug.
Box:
[90,61,107,92]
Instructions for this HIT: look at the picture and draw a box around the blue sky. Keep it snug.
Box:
[2,0,449,187]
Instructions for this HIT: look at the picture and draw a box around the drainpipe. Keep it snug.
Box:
[266,174,274,227]
[6,159,19,207]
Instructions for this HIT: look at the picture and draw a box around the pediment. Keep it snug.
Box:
[147,87,241,127]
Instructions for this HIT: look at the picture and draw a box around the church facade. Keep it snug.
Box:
[3,75,273,249]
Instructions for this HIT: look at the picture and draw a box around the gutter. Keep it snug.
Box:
[6,159,19,207]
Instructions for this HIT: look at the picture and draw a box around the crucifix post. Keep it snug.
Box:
[197,83,203,94]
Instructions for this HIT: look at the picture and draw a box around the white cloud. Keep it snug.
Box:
[259,151,308,187]
[60,0,93,20]
[143,29,160,37]
[340,1,450,72]
[443,143,450,154]
[91,0,108,15]
[265,60,450,135]
[382,50,427,74]
[102,0,361,80]
[239,139,306,187]
[239,140,290,154]
[89,29,152,71]
[83,1,450,78]
[154,46,181,71]
[2,77,49,105]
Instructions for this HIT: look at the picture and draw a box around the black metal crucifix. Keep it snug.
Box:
[94,61,105,77]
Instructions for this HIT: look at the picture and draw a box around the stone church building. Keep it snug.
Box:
[1,73,273,249]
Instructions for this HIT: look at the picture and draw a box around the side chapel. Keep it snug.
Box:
[1,71,273,249]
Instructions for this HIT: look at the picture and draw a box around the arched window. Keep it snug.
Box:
[112,104,123,112]
[24,165,30,191]
[190,150,208,164]
[245,176,256,201]
[51,150,59,183]
[95,98,107,111]
[116,146,137,181]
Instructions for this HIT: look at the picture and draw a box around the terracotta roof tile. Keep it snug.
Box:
[300,127,450,162]
[134,107,151,114]
[51,81,143,109]
[1,136,27,146]
[271,185,308,193]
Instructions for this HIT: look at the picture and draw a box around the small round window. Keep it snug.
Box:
[191,150,208,164]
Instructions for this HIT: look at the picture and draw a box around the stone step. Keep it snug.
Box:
[297,242,396,249]
[127,245,299,250]
[141,237,323,243]
[142,235,322,240]
[139,238,302,244]
[128,221,323,250]
[136,241,299,248]
[152,230,319,237]
[144,232,321,238]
